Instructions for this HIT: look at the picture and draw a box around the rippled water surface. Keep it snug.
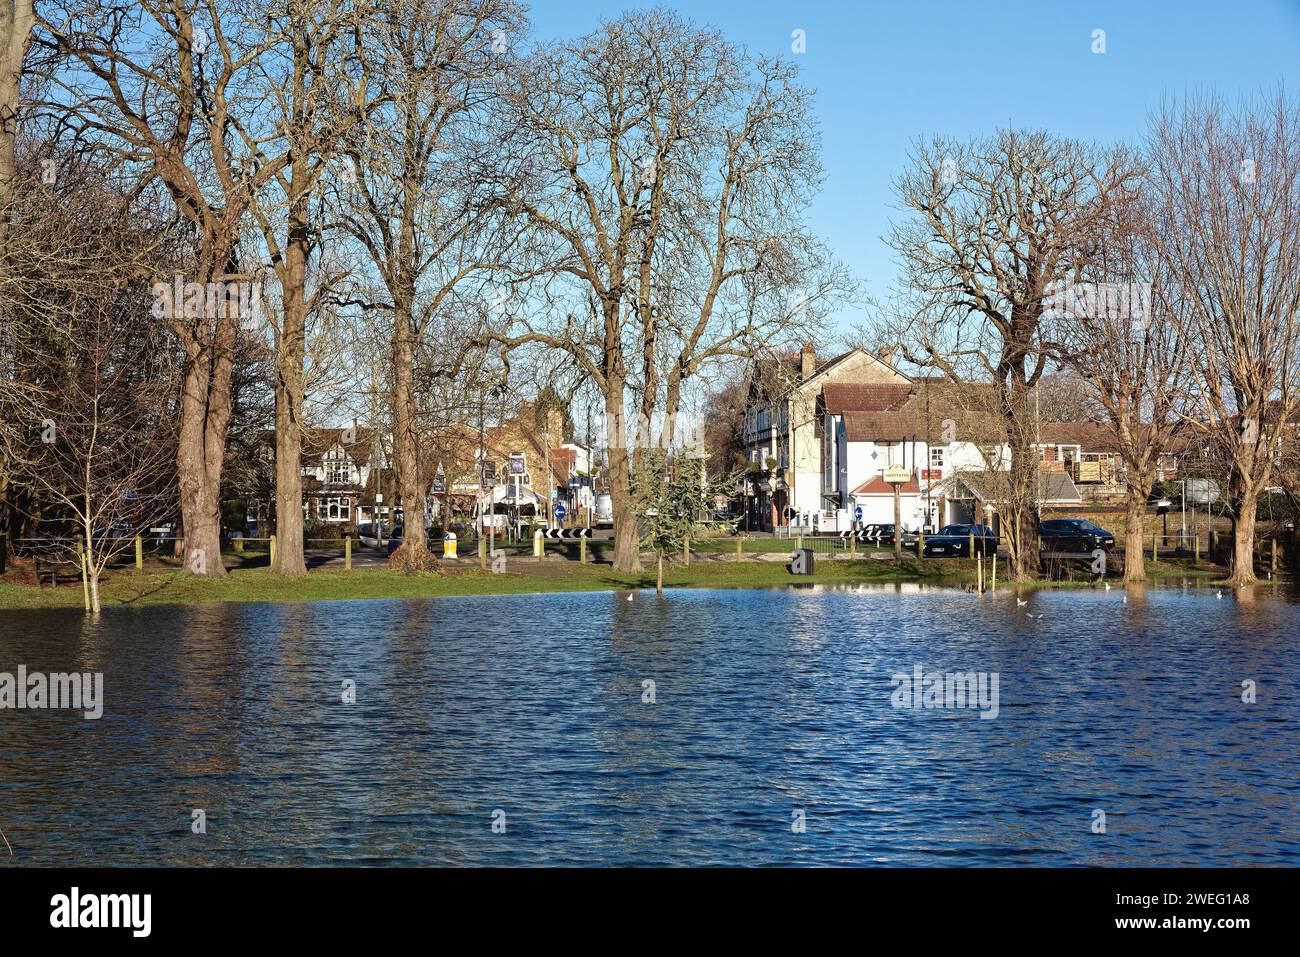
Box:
[1,584,1297,866]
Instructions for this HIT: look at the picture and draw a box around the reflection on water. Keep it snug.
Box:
[1,584,1297,866]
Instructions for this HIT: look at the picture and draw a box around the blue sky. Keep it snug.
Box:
[529,0,1300,333]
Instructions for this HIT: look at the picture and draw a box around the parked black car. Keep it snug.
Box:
[1039,518,1115,552]
[921,523,998,557]
[861,523,920,548]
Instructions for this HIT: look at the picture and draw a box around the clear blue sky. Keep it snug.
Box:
[529,0,1300,333]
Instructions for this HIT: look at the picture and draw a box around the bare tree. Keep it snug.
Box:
[235,0,362,575]
[491,9,842,572]
[37,1,297,576]
[1048,194,1192,581]
[885,129,1142,580]
[2,157,175,611]
[1146,90,1300,583]
[338,0,523,569]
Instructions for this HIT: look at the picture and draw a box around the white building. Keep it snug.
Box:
[741,344,911,530]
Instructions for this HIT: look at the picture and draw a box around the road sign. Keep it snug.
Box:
[854,505,863,522]
[883,466,911,485]
[554,503,566,521]
[544,528,590,540]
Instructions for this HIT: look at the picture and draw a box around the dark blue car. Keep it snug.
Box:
[921,524,998,557]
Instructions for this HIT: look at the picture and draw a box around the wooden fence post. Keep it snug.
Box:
[736,536,743,561]
[580,536,587,564]
[683,534,690,567]
[345,536,352,571]
[135,535,143,571]
[1271,538,1278,575]
[270,534,277,567]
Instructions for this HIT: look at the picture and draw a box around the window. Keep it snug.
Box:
[324,448,352,484]
[320,497,351,522]
[929,447,945,468]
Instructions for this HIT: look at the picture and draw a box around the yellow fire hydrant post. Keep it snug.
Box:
[443,531,458,560]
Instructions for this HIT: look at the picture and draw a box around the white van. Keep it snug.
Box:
[595,492,614,528]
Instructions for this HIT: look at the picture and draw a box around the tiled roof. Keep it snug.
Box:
[852,474,921,494]
[842,410,924,442]
[822,383,914,414]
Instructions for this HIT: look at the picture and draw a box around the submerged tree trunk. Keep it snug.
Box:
[1232,489,1259,584]
[1002,379,1039,582]
[1122,490,1146,583]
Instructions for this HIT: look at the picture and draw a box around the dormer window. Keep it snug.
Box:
[325,447,352,484]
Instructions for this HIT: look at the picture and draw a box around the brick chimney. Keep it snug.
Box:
[800,342,816,380]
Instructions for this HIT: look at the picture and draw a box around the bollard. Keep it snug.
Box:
[443,532,458,560]
[533,528,544,560]
[1152,533,1158,564]
[968,530,975,559]
[270,534,277,567]
[234,537,244,552]
[795,534,802,552]
[135,535,143,572]
[479,536,487,570]
[736,536,743,561]
[850,532,856,558]
[580,535,587,564]
[1194,533,1201,564]
[345,535,352,571]
[684,535,690,567]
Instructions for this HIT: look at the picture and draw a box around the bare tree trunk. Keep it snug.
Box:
[269,167,310,577]
[177,319,234,578]
[0,1,33,245]
[606,386,642,573]
[391,291,427,565]
[1004,380,1038,582]
[1123,490,1146,583]
[1232,489,1259,583]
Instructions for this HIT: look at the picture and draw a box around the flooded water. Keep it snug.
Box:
[1,584,1297,866]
